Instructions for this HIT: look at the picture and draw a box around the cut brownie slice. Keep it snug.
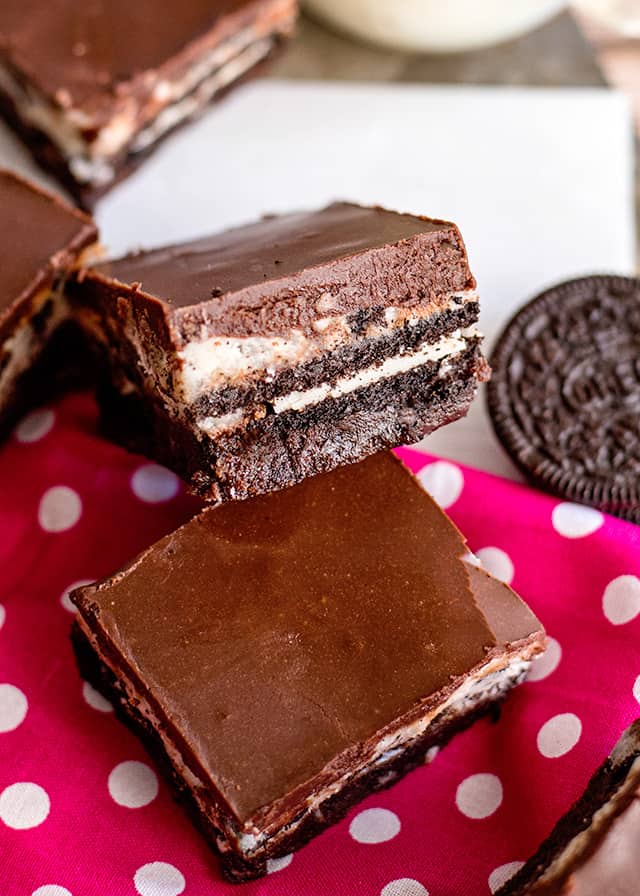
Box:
[71,202,489,501]
[0,169,99,431]
[0,0,297,206]
[496,719,640,896]
[71,452,545,882]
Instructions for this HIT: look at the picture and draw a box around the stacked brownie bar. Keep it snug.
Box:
[70,201,488,499]
[1,169,547,882]
[72,453,545,881]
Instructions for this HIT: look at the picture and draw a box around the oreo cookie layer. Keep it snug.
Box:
[487,275,640,523]
[100,340,485,500]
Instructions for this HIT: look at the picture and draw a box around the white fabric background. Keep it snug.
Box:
[1,80,635,477]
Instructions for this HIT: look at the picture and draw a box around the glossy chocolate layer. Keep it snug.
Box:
[84,202,475,339]
[0,168,96,331]
[73,452,543,826]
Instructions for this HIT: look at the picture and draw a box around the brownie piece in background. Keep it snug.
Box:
[0,168,98,432]
[72,452,545,882]
[0,0,297,206]
[71,202,489,501]
[496,719,640,895]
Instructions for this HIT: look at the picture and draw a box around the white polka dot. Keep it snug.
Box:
[15,408,55,443]
[527,637,562,682]
[381,878,429,896]
[38,486,82,533]
[267,854,293,873]
[0,684,28,733]
[634,675,640,704]
[349,807,401,843]
[0,782,50,829]
[60,579,95,613]
[108,760,158,808]
[475,547,515,585]
[456,773,503,819]
[0,604,5,630]
[416,461,464,509]
[552,503,604,538]
[82,681,112,713]
[603,576,640,626]
[134,862,185,896]
[488,862,525,893]
[537,713,582,758]
[32,887,72,896]
[131,464,180,503]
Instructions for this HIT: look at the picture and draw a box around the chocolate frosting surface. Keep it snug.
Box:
[0,0,271,112]
[85,203,475,339]
[74,452,542,823]
[0,168,96,323]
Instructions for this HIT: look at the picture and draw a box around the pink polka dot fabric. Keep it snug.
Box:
[2,393,640,896]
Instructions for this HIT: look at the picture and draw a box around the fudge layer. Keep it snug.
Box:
[497,719,640,896]
[72,452,545,882]
[71,202,489,501]
[0,0,297,205]
[0,168,98,430]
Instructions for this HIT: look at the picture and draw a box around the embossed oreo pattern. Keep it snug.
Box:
[488,276,640,523]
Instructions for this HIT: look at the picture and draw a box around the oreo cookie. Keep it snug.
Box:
[487,275,640,523]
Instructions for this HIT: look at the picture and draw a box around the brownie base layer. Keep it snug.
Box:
[0,40,285,211]
[72,622,508,883]
[496,741,640,895]
[98,342,486,501]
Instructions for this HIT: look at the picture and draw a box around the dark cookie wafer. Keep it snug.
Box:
[488,275,640,523]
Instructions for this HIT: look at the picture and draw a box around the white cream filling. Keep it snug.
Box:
[0,63,90,152]
[0,289,69,403]
[181,324,311,391]
[0,28,275,186]
[76,614,533,860]
[196,325,479,436]
[130,37,275,154]
[177,289,479,403]
[198,408,246,434]
[0,63,107,180]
